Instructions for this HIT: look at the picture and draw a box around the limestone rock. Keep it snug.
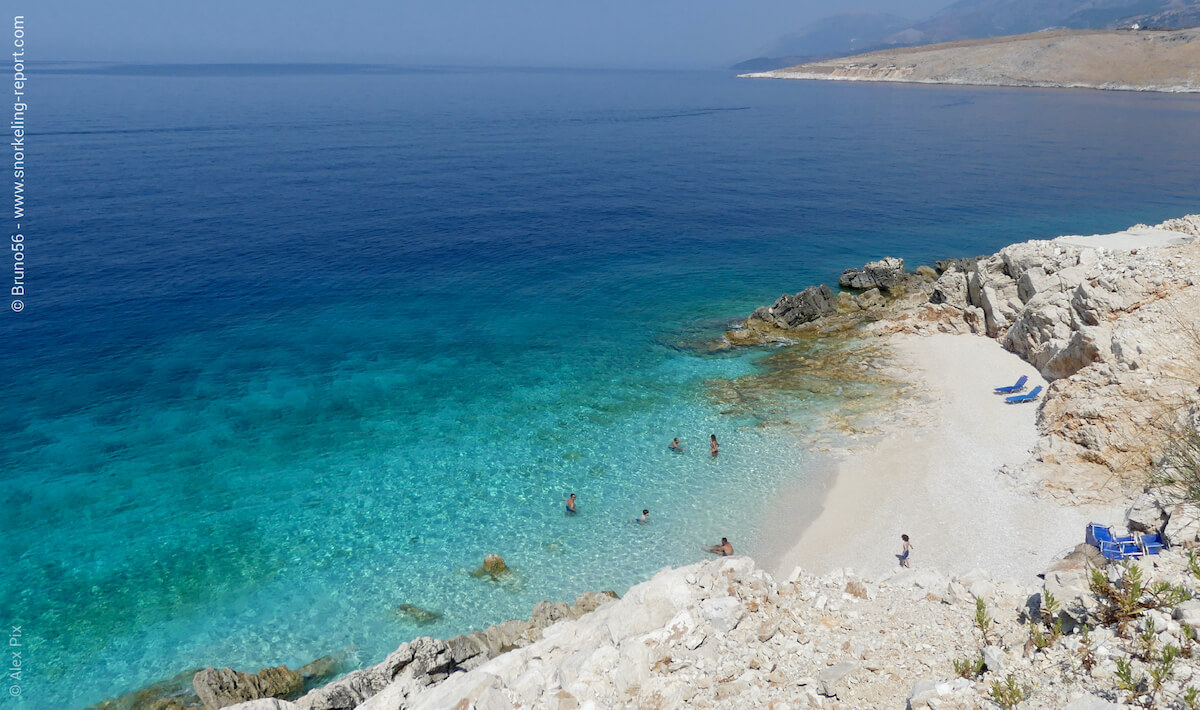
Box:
[225,702,301,710]
[759,285,838,328]
[816,662,858,697]
[1165,504,1200,547]
[906,679,940,709]
[982,645,1007,675]
[193,666,303,710]
[1126,492,1168,534]
[834,290,862,313]
[699,596,745,633]
[1062,695,1131,709]
[471,554,509,579]
[840,257,906,291]
[530,601,573,631]
[571,590,619,617]
[1175,601,1200,627]
[929,269,968,308]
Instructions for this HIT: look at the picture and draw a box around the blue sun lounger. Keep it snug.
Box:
[1005,385,1042,404]
[1086,523,1143,560]
[994,375,1028,394]
[1140,533,1165,556]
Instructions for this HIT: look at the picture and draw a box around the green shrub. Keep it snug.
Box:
[989,675,1027,709]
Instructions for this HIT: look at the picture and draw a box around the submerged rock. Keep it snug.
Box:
[470,554,509,579]
[87,668,205,710]
[395,604,443,626]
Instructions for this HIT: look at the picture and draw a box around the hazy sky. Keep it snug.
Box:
[29,0,952,68]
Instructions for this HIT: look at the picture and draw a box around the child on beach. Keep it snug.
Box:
[900,534,912,567]
[562,494,578,516]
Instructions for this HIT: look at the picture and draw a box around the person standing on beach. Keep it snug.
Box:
[562,494,578,516]
[900,534,912,567]
[709,434,719,458]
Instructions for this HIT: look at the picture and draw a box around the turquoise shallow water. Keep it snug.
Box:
[4,66,1200,706]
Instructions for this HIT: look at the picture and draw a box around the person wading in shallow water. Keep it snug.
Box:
[705,537,733,556]
[562,493,578,516]
[710,434,719,458]
[632,509,650,524]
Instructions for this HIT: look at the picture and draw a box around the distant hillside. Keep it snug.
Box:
[737,0,1200,70]
[733,12,911,72]
[741,27,1200,93]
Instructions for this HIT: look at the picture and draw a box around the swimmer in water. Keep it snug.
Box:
[705,537,733,556]
[632,509,650,524]
[562,493,578,516]
[669,438,683,453]
[710,434,719,458]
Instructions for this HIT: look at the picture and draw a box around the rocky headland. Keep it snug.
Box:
[740,28,1200,93]
[734,214,1200,504]
[104,215,1200,709]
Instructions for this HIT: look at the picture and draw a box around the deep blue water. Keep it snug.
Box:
[4,65,1199,707]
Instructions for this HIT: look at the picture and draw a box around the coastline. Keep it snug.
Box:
[760,333,1124,582]
[739,27,1200,94]
[737,72,1200,94]
[106,215,1200,709]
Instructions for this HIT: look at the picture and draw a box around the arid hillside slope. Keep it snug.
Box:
[742,28,1200,92]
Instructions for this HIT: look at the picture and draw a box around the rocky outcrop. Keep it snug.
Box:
[290,590,617,710]
[750,284,837,328]
[839,256,906,291]
[1126,491,1169,534]
[193,666,304,710]
[739,217,1198,500]
[278,553,1200,709]
[863,217,1200,499]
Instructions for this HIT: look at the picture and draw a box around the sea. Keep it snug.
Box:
[4,64,1199,707]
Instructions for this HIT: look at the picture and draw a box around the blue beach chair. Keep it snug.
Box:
[1086,523,1143,560]
[1005,385,1042,404]
[1140,533,1165,556]
[994,375,1028,394]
